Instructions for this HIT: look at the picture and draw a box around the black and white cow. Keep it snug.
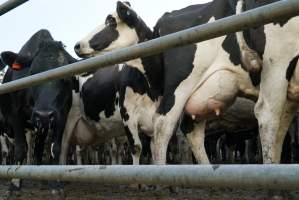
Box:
[59,66,127,165]
[233,0,299,165]
[0,29,75,192]
[74,2,164,165]
[74,1,259,165]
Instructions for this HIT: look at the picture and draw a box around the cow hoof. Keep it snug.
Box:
[2,190,21,200]
[149,185,179,193]
[139,184,154,191]
[128,183,151,190]
[268,190,288,200]
[51,189,66,200]
[8,185,20,193]
[269,195,284,200]
[168,186,179,194]
[129,183,140,189]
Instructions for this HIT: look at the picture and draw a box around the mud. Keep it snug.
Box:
[0,180,298,200]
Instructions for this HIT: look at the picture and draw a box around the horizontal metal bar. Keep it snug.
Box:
[0,0,28,16]
[1,165,299,190]
[0,0,299,94]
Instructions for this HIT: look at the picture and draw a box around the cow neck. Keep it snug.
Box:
[125,18,164,100]
[212,0,236,19]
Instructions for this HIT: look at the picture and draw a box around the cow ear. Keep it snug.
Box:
[1,51,25,70]
[123,1,131,7]
[116,1,137,27]
[0,57,6,70]
[1,51,17,66]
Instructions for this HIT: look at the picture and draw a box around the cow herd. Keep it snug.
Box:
[0,0,299,198]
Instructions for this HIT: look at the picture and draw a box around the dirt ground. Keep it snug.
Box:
[0,180,298,200]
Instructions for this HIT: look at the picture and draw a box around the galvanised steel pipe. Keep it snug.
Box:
[0,0,299,94]
[1,165,299,190]
[0,0,28,16]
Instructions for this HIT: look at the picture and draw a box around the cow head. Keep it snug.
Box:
[29,40,75,161]
[0,57,6,70]
[1,29,54,71]
[75,1,151,58]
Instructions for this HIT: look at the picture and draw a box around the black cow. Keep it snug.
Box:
[0,29,75,193]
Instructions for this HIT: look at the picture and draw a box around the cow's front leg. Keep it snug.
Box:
[25,130,33,165]
[33,131,47,165]
[49,129,65,199]
[4,116,26,197]
[50,127,64,164]
[0,135,9,165]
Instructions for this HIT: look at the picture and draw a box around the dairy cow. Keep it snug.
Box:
[74,2,164,165]
[74,1,259,164]
[60,66,126,165]
[0,30,75,192]
[234,0,299,164]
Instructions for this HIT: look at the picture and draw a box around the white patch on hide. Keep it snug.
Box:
[253,16,299,163]
[76,11,138,56]
[125,58,146,74]
[123,87,157,136]
[51,143,55,159]
[118,64,125,71]
[0,135,8,155]
[4,133,14,144]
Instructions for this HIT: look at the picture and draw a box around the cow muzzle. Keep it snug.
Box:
[32,110,56,133]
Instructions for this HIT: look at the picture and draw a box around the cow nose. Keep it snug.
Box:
[74,42,81,53]
[33,110,55,125]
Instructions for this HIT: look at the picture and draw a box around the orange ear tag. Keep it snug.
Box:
[12,62,22,70]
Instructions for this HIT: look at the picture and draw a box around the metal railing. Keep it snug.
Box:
[0,0,28,16]
[0,0,299,94]
[1,165,299,189]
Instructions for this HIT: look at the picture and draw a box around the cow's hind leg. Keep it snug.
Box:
[180,114,209,164]
[255,71,299,199]
[59,126,73,165]
[255,95,299,164]
[153,86,196,165]
[254,59,299,164]
[186,120,209,164]
[7,117,27,194]
[0,135,8,165]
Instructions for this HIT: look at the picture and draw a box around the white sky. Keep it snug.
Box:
[0,0,211,58]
